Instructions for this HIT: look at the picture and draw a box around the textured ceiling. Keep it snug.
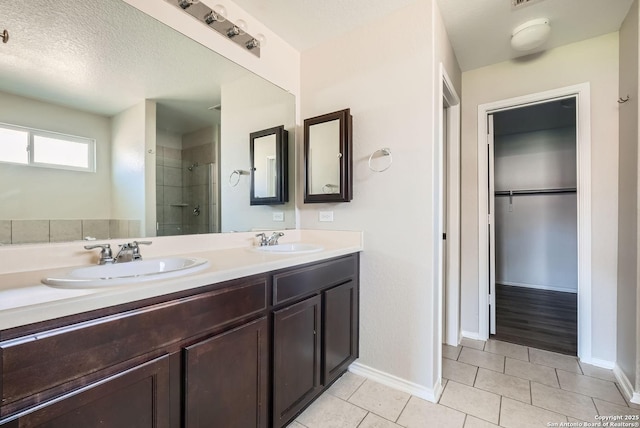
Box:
[0,0,254,133]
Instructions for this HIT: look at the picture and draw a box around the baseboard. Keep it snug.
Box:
[461,330,485,341]
[497,281,577,294]
[580,357,615,370]
[348,362,441,403]
[614,364,638,403]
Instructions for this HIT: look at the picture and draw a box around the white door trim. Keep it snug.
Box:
[440,63,461,347]
[477,83,592,361]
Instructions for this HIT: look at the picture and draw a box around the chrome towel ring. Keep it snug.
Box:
[368,148,392,172]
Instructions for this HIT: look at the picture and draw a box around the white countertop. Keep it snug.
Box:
[0,230,363,331]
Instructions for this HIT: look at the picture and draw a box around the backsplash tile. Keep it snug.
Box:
[0,220,11,244]
[82,220,110,240]
[50,220,82,242]
[12,220,50,244]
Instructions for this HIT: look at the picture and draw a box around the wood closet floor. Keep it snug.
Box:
[491,284,577,355]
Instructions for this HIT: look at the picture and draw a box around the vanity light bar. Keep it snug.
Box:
[165,0,262,58]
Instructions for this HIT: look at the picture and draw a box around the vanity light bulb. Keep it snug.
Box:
[212,4,227,21]
[255,33,266,47]
[235,19,248,34]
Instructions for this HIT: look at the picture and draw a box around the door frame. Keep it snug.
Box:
[440,64,461,348]
[477,83,592,361]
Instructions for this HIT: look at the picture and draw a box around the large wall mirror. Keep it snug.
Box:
[0,0,295,245]
[250,126,288,206]
[304,109,353,203]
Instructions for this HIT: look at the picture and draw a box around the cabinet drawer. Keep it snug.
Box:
[0,276,267,414]
[272,255,357,306]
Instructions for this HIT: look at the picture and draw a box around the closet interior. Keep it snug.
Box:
[491,98,578,355]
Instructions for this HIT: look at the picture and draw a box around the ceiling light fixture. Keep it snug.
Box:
[166,0,264,57]
[510,18,551,51]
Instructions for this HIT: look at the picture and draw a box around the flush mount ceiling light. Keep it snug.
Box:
[510,18,551,51]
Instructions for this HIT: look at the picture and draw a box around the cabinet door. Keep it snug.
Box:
[184,317,268,428]
[273,295,322,428]
[323,280,359,385]
[9,355,171,428]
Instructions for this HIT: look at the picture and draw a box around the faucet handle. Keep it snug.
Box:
[267,231,285,245]
[255,233,268,246]
[84,243,114,265]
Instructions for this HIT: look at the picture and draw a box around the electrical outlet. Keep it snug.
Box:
[319,211,334,222]
[273,212,284,222]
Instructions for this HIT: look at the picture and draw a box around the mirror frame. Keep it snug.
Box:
[250,125,289,205]
[303,108,353,203]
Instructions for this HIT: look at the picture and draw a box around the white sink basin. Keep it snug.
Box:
[42,257,210,288]
[254,243,323,254]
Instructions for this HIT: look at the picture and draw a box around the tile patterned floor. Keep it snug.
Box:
[286,338,640,428]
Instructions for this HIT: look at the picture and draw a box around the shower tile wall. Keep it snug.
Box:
[156,145,185,236]
[182,143,213,235]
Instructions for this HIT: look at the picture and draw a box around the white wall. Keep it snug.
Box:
[220,74,296,232]
[111,100,156,235]
[299,0,461,397]
[460,33,619,362]
[617,0,639,392]
[0,91,112,219]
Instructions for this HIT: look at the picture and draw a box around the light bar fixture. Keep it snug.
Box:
[166,0,264,58]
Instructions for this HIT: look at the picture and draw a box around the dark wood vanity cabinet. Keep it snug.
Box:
[0,253,359,428]
[184,316,269,428]
[272,255,360,428]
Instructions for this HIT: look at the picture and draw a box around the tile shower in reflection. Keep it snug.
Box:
[156,126,220,236]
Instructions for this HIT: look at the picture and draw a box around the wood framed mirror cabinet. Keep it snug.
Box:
[250,125,288,205]
[303,108,353,203]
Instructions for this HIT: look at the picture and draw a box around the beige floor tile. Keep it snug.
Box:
[443,344,463,360]
[531,382,598,421]
[484,340,528,361]
[593,398,640,417]
[438,381,500,424]
[557,369,626,406]
[348,380,410,421]
[625,398,640,410]
[287,422,307,428]
[500,397,567,428]
[474,368,531,404]
[529,348,581,373]
[358,413,403,428]
[458,348,505,373]
[578,362,617,382]
[443,358,478,386]
[296,393,367,428]
[463,415,500,428]
[397,396,466,428]
[505,358,559,388]
[461,337,486,350]
[327,372,366,400]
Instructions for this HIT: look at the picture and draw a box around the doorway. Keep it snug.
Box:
[489,99,578,355]
[477,83,593,362]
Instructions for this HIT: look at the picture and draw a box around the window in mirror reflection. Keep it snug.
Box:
[308,119,340,194]
[0,123,95,172]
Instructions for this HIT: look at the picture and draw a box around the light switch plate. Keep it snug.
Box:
[273,212,284,222]
[319,211,334,222]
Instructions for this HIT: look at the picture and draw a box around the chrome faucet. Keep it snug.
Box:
[267,232,284,246]
[84,243,115,265]
[255,232,284,246]
[115,241,152,263]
